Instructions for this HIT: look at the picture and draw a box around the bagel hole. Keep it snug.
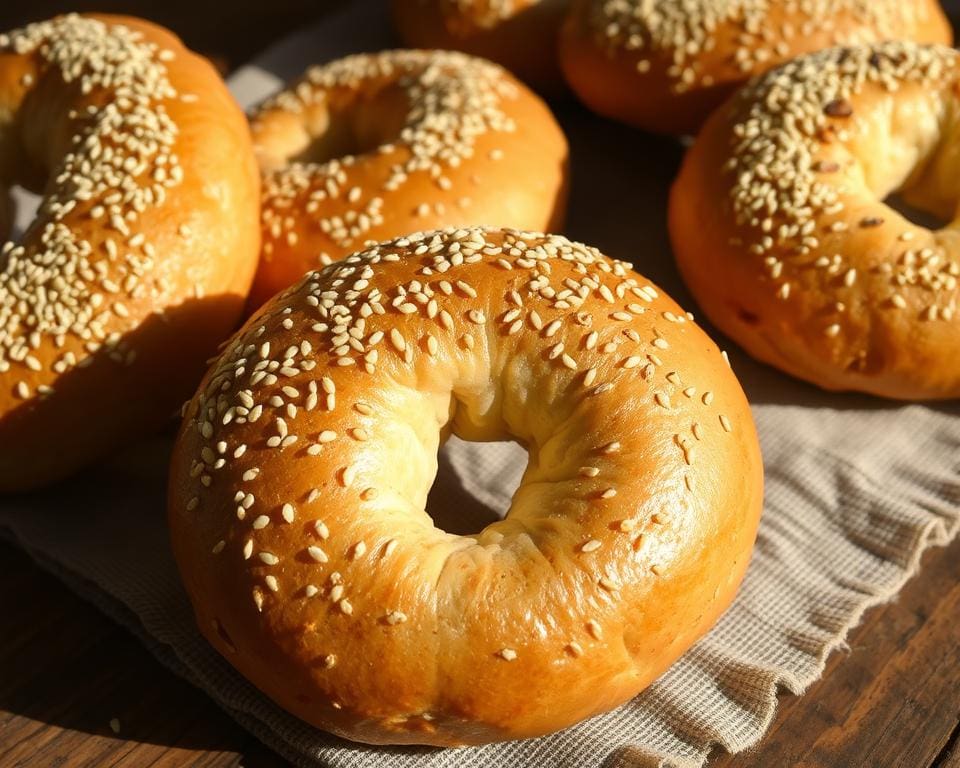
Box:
[424,436,525,536]
[3,183,40,243]
[884,192,949,231]
[291,93,406,165]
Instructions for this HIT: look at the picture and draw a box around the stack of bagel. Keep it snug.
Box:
[1,0,955,750]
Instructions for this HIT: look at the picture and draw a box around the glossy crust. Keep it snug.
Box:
[670,42,960,399]
[169,227,764,745]
[390,0,568,93]
[249,50,568,308]
[560,0,952,135]
[0,14,260,490]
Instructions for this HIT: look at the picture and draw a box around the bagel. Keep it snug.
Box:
[168,227,764,745]
[670,41,960,400]
[559,0,952,135]
[248,49,568,308]
[390,0,568,92]
[0,14,260,491]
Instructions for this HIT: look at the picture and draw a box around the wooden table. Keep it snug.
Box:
[1,3,958,767]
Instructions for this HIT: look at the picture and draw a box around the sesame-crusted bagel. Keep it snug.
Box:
[249,50,568,309]
[670,42,960,399]
[0,14,260,491]
[559,0,952,135]
[168,227,763,745]
[390,0,568,92]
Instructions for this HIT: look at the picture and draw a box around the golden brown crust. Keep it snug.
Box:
[390,0,568,93]
[671,42,960,399]
[0,14,260,491]
[169,227,764,745]
[560,0,952,135]
[249,50,568,308]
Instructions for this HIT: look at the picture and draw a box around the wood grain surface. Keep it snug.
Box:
[0,2,958,767]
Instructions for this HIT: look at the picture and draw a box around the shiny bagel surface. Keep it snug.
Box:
[249,49,568,308]
[560,0,952,135]
[169,227,764,745]
[671,42,960,399]
[0,14,260,490]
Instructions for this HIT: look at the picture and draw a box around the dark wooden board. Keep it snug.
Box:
[0,2,958,766]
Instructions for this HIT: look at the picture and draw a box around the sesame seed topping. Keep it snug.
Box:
[254,50,520,272]
[497,647,517,661]
[0,16,185,390]
[586,619,602,640]
[177,227,713,645]
[586,0,924,98]
[721,40,960,339]
[307,545,329,563]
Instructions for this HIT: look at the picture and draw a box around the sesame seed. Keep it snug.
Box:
[599,576,618,591]
[586,619,602,640]
[307,545,328,563]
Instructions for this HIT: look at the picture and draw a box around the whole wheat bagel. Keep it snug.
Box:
[671,41,960,399]
[248,49,568,307]
[169,227,764,745]
[0,14,260,490]
[560,0,952,135]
